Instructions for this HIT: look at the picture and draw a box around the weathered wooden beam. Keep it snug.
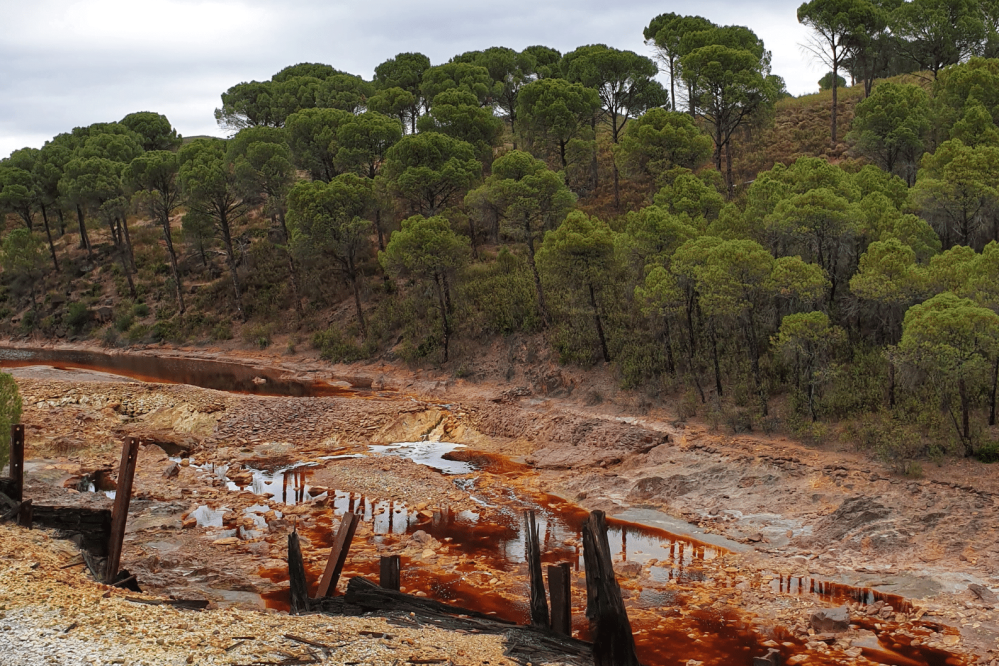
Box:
[315,511,359,598]
[16,498,32,529]
[342,577,593,664]
[525,510,550,628]
[288,530,310,615]
[548,562,572,637]
[34,505,112,556]
[582,510,640,666]
[104,437,140,583]
[379,555,400,591]
[9,424,23,502]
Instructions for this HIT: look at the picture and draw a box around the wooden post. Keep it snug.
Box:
[288,530,310,615]
[9,424,24,502]
[525,510,550,628]
[582,510,640,666]
[548,562,572,636]
[315,511,359,597]
[16,499,32,529]
[379,555,400,591]
[104,437,139,583]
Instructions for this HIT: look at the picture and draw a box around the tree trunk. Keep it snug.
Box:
[218,212,244,319]
[588,283,610,363]
[831,58,839,145]
[724,140,734,198]
[959,378,972,456]
[744,312,768,417]
[710,326,723,397]
[435,273,451,363]
[286,250,304,318]
[525,229,550,328]
[662,316,676,376]
[613,163,620,210]
[39,204,59,272]
[76,205,92,258]
[119,216,136,273]
[590,115,599,189]
[350,271,367,338]
[375,209,385,251]
[161,213,185,313]
[887,359,896,408]
[991,357,999,427]
[56,208,65,236]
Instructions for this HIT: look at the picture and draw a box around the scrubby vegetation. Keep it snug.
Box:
[4,3,999,470]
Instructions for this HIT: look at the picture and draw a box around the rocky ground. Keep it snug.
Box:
[2,343,999,665]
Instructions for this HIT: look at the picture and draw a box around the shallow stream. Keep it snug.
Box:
[2,349,968,666]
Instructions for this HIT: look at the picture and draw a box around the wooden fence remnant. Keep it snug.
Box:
[9,424,23,502]
[104,437,140,583]
[379,555,401,591]
[548,562,572,636]
[525,510,550,628]
[17,498,32,529]
[582,510,641,666]
[315,511,359,597]
[288,530,310,615]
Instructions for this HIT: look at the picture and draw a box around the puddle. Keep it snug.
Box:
[190,505,228,528]
[770,574,914,613]
[0,346,384,398]
[368,442,473,474]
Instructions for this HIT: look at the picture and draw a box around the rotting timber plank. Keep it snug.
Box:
[379,555,400,591]
[548,562,572,636]
[342,577,593,665]
[104,437,140,583]
[525,510,550,629]
[582,510,641,666]
[288,530,310,615]
[315,511,359,598]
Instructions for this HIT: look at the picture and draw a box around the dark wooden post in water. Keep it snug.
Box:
[288,530,310,615]
[525,510,550,628]
[316,511,360,597]
[582,510,641,666]
[548,562,572,636]
[380,555,401,591]
[104,437,139,583]
[9,424,24,502]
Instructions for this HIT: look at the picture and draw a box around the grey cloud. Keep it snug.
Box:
[0,0,814,158]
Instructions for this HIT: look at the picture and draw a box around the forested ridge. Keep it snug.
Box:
[4,1,999,471]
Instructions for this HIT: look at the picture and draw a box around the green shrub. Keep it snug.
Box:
[132,303,150,318]
[210,320,233,341]
[65,302,90,333]
[975,441,999,463]
[312,327,368,363]
[0,372,23,472]
[18,310,36,335]
[101,326,120,348]
[126,322,149,343]
[242,322,274,349]
[115,313,134,332]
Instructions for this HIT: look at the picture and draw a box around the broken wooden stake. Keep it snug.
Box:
[288,530,310,615]
[379,555,400,591]
[104,437,140,583]
[547,562,572,636]
[582,510,641,666]
[17,498,32,529]
[524,510,549,628]
[315,511,359,598]
[8,424,23,502]
[0,500,26,524]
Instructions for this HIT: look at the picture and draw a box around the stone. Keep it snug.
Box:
[212,537,240,546]
[753,648,781,665]
[163,463,180,479]
[809,606,850,633]
[969,584,998,605]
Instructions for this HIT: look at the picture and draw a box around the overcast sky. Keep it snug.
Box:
[0,0,815,159]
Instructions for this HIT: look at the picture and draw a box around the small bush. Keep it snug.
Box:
[211,320,233,341]
[65,302,90,333]
[312,326,368,363]
[132,303,150,318]
[101,326,119,348]
[242,322,274,349]
[115,313,134,333]
[677,388,699,421]
[975,441,999,463]
[126,322,149,343]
